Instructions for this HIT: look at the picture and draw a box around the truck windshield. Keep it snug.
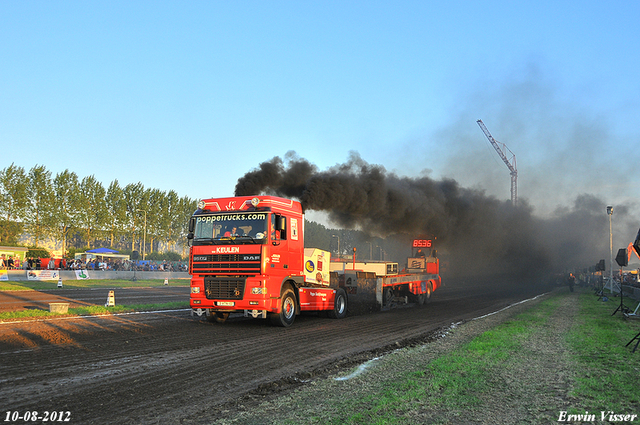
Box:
[193,212,268,244]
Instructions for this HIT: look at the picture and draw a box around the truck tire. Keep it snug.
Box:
[328,288,348,319]
[269,289,296,327]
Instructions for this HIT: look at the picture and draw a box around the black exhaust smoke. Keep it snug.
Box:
[236,151,489,236]
[235,151,633,283]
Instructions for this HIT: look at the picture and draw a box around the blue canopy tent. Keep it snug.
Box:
[86,248,120,254]
[76,248,129,261]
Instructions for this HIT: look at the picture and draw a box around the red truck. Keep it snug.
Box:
[187,195,440,326]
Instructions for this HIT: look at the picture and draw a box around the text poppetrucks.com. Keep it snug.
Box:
[558,411,638,422]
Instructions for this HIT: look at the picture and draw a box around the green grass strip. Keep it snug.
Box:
[325,292,640,425]
[565,292,640,414]
[0,278,189,291]
[213,290,640,425]
[331,296,560,424]
[0,301,189,321]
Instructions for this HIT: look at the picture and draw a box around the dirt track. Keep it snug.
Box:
[0,287,189,312]
[0,280,548,424]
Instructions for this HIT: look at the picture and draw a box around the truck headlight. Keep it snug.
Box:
[191,287,201,294]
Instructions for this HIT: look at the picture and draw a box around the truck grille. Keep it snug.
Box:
[192,254,261,275]
[204,277,246,300]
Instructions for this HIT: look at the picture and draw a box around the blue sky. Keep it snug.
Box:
[2,1,639,219]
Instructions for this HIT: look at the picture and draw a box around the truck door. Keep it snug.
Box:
[269,214,290,274]
[269,213,303,281]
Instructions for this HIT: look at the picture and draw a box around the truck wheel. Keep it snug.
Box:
[328,288,348,319]
[269,289,296,327]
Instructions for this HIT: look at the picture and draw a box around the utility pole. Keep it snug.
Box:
[137,209,147,261]
[607,206,614,290]
[477,120,518,206]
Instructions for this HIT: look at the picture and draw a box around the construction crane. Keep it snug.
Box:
[476,119,518,206]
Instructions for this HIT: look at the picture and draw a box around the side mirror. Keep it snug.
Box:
[275,215,286,231]
[431,249,437,258]
[188,217,195,233]
[187,232,194,240]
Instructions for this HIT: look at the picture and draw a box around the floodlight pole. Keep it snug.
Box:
[137,209,147,261]
[605,206,616,293]
[608,206,613,285]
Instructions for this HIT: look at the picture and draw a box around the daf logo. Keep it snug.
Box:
[193,256,208,262]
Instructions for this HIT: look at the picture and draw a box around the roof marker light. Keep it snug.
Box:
[251,197,260,207]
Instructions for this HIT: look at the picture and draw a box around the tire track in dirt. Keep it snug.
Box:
[0,282,548,424]
[0,287,189,312]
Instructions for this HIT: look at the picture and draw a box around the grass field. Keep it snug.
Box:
[0,278,190,321]
[0,278,189,291]
[0,301,190,321]
[2,280,640,423]
[218,288,640,424]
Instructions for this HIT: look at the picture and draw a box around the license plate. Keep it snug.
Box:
[217,301,235,307]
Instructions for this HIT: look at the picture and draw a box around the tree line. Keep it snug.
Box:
[0,163,197,257]
[0,162,416,263]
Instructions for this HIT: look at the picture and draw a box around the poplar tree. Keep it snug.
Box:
[77,175,107,248]
[51,170,80,257]
[105,180,126,248]
[26,165,54,246]
[144,188,165,254]
[0,164,28,245]
[160,190,180,252]
[122,182,145,252]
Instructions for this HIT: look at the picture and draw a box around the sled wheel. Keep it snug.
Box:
[424,283,433,304]
[384,287,395,307]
